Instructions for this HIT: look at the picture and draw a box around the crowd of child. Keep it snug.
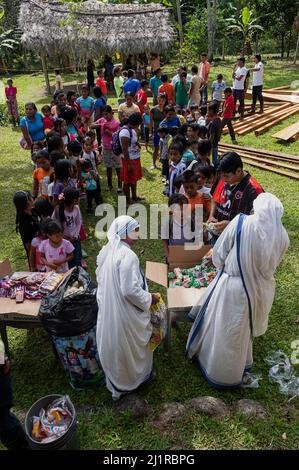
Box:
[12,54,261,273]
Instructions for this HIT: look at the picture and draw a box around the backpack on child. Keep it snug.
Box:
[111,126,133,156]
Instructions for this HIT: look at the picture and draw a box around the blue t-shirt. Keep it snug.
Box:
[76,96,94,112]
[160,116,181,129]
[53,178,76,197]
[20,113,45,142]
[81,172,97,191]
[123,78,141,96]
[67,123,78,138]
[94,97,106,118]
[143,113,150,127]
[149,76,163,97]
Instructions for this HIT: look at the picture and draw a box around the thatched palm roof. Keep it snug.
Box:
[19,0,176,58]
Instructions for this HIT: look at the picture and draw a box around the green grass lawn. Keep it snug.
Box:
[0,60,299,450]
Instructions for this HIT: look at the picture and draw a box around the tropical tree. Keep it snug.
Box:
[207,0,217,61]
[226,5,264,56]
[0,4,18,73]
[294,10,299,64]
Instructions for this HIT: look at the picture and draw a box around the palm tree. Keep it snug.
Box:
[226,5,264,56]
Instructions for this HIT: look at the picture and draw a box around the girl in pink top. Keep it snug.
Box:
[91,105,121,191]
[39,221,74,273]
[5,78,19,126]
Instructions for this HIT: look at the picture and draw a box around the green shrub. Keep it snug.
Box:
[0,103,10,126]
[0,101,26,126]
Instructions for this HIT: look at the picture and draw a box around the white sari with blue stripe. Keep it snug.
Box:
[186,193,289,388]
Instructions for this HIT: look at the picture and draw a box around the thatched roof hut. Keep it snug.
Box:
[19,0,176,57]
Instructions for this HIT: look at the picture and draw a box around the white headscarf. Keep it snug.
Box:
[97,216,140,267]
[107,215,140,241]
[250,193,289,276]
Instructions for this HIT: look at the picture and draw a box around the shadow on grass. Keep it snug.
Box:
[141,166,159,182]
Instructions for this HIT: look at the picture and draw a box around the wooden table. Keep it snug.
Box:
[0,298,42,356]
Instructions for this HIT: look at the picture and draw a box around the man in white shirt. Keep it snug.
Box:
[251,54,264,113]
[232,57,247,120]
[171,65,192,87]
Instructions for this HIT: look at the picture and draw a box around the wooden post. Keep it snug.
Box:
[40,53,51,96]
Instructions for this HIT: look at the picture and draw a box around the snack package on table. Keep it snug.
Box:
[168,255,217,289]
[149,293,167,352]
[39,272,64,294]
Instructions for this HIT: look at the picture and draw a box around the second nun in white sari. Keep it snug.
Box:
[96,216,159,400]
[186,193,289,388]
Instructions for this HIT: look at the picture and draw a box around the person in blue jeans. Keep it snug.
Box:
[0,352,28,449]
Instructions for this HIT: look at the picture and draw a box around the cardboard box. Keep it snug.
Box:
[146,245,212,311]
[0,259,72,318]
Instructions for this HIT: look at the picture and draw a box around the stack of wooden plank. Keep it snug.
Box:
[264,85,291,91]
[223,102,299,136]
[218,142,299,181]
[245,89,299,104]
[272,121,299,142]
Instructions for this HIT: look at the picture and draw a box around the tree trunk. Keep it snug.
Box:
[0,56,9,75]
[254,33,259,54]
[222,39,225,60]
[207,0,217,61]
[286,30,292,59]
[23,47,29,71]
[281,33,285,59]
[40,53,51,95]
[175,0,183,48]
[294,32,299,64]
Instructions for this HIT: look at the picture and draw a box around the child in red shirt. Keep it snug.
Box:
[221,87,237,143]
[95,69,108,98]
[135,80,148,113]
[41,105,55,131]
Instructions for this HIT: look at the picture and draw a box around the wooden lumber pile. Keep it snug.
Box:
[218,143,299,181]
[219,142,299,162]
[254,105,299,136]
[261,90,299,96]
[272,121,299,142]
[222,102,298,136]
[264,85,291,91]
[245,89,299,104]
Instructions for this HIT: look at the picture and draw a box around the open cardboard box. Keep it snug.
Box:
[0,259,72,318]
[146,245,212,311]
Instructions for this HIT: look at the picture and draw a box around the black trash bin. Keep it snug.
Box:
[25,394,79,450]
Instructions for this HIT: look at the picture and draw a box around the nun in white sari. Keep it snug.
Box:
[96,216,159,400]
[186,193,289,388]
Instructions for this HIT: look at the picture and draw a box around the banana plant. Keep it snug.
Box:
[226,5,264,56]
[0,29,18,55]
[0,5,18,57]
